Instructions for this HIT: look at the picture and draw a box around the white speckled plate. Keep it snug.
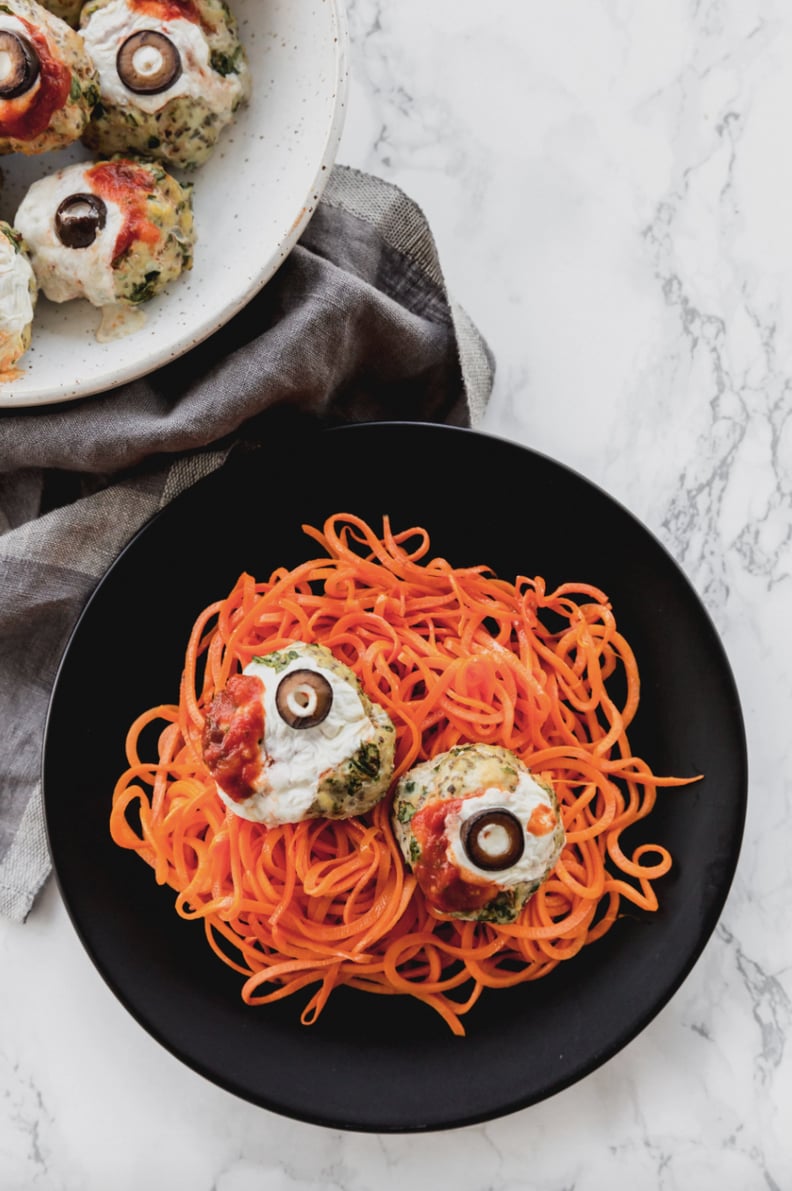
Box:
[0,0,348,408]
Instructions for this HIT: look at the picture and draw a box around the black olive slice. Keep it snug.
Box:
[116,30,182,95]
[54,194,107,249]
[0,31,40,100]
[460,808,525,872]
[275,669,333,729]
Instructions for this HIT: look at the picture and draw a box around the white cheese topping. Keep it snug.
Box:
[216,649,379,826]
[447,774,563,887]
[0,232,34,342]
[82,0,241,114]
[14,164,124,306]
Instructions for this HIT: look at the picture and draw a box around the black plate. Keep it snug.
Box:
[43,423,747,1132]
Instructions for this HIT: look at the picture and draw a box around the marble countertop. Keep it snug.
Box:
[2,1,790,1187]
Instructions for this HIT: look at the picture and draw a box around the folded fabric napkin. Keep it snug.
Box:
[0,163,493,923]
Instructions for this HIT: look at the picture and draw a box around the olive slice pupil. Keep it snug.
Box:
[55,193,107,249]
[275,669,333,730]
[461,808,525,872]
[0,31,40,100]
[117,30,182,95]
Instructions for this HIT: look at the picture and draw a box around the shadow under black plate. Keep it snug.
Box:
[43,423,747,1132]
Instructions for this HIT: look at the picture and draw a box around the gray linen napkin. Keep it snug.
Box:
[0,163,493,922]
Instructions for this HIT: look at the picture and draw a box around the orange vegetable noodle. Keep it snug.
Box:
[110,513,697,1035]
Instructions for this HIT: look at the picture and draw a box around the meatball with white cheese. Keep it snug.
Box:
[0,0,98,155]
[392,743,565,924]
[0,220,36,375]
[14,154,194,307]
[202,642,397,827]
[79,0,250,169]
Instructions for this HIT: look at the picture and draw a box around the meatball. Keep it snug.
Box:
[79,0,250,169]
[38,0,85,27]
[0,220,36,375]
[392,743,566,924]
[202,642,397,827]
[0,0,98,155]
[14,154,194,306]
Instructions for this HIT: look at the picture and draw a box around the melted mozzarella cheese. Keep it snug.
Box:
[14,164,124,305]
[447,774,562,887]
[216,649,379,826]
[82,0,241,115]
[96,299,147,341]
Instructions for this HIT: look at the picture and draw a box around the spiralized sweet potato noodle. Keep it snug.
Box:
[110,513,696,1035]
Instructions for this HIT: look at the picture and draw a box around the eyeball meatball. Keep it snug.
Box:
[0,0,98,155]
[14,154,194,307]
[38,0,84,26]
[0,220,36,376]
[202,642,397,827]
[392,743,566,924]
[79,0,250,169]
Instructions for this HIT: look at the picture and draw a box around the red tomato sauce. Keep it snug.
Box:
[0,19,71,142]
[86,160,162,263]
[411,798,499,914]
[202,674,265,803]
[129,0,202,25]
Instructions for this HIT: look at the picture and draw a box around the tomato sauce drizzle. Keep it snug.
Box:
[86,160,162,263]
[202,675,266,804]
[128,0,203,26]
[411,798,499,914]
[0,18,71,142]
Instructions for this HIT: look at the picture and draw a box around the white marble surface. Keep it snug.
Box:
[2,1,790,1187]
